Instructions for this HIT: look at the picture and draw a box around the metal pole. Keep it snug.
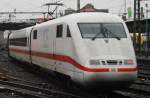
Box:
[133,0,137,50]
[124,0,127,15]
[56,6,58,18]
[146,4,149,56]
[47,5,50,18]
[148,20,150,57]
[77,0,80,12]
[137,0,141,54]
[137,0,140,20]
[43,13,46,21]
[134,0,136,20]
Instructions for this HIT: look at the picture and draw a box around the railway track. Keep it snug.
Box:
[0,50,130,98]
[2,50,150,98]
[0,72,129,98]
[114,58,150,98]
[115,79,150,98]
[3,69,130,98]
[0,73,130,98]
[0,79,84,98]
[0,68,83,97]
[0,66,84,98]
[116,85,150,98]
[137,58,150,80]
[0,50,86,98]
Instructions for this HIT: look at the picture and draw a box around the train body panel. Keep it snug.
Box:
[8,12,137,89]
[9,27,32,62]
[30,25,55,70]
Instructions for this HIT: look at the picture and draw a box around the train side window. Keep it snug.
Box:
[33,30,37,39]
[10,37,27,46]
[56,25,63,37]
[66,26,71,37]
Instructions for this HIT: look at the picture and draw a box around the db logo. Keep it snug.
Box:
[111,68,117,72]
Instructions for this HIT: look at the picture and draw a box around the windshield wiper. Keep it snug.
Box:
[103,27,121,40]
[91,27,121,41]
[92,29,106,40]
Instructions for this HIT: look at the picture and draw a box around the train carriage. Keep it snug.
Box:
[8,12,137,89]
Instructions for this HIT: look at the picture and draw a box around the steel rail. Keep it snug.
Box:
[0,80,84,98]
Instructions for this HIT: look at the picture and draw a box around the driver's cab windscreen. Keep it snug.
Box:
[78,23,127,39]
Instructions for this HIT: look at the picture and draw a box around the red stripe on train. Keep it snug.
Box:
[9,48,137,72]
[118,68,137,72]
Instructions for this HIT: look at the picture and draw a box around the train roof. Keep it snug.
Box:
[34,12,124,27]
[64,12,123,22]
[13,12,124,30]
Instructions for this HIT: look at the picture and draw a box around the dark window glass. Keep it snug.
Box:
[67,26,71,37]
[33,30,37,39]
[78,23,127,38]
[10,37,27,46]
[56,25,63,37]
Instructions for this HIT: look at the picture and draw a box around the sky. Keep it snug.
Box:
[0,0,149,20]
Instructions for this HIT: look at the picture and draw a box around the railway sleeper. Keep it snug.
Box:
[0,84,55,98]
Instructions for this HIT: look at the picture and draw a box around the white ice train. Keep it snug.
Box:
[8,12,137,89]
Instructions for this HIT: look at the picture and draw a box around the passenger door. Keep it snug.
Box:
[54,24,65,72]
[30,27,56,70]
[54,24,75,76]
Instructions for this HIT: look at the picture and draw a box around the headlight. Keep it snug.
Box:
[89,60,100,65]
[124,59,134,65]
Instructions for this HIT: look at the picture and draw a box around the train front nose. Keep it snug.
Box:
[83,68,137,89]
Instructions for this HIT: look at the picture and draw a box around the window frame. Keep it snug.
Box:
[9,37,27,46]
[66,25,71,37]
[56,25,63,38]
[33,30,37,39]
[78,23,127,39]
